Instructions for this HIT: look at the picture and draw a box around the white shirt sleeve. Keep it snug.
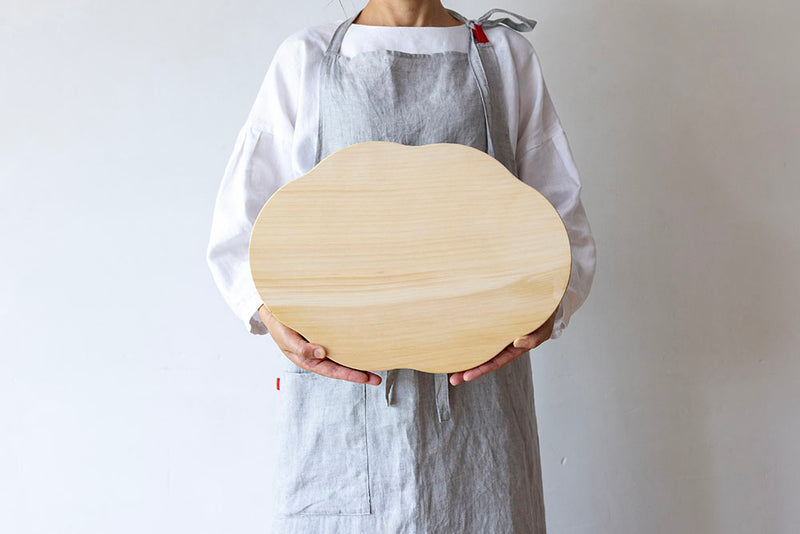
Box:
[205,36,301,335]
[513,41,597,340]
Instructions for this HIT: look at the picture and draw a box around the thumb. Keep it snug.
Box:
[513,334,539,350]
[282,327,326,359]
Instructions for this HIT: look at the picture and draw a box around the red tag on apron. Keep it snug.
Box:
[472,24,489,43]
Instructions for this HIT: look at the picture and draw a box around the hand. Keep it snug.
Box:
[448,308,557,386]
[258,305,383,386]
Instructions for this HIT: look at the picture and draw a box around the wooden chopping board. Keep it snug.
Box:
[249,141,571,373]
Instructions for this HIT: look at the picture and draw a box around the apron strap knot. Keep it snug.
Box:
[475,8,537,33]
[452,8,537,44]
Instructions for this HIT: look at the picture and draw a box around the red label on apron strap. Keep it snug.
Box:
[472,24,489,43]
[277,377,280,390]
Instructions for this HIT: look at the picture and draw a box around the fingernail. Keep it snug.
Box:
[314,348,325,358]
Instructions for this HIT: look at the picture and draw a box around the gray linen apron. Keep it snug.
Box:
[271,8,546,533]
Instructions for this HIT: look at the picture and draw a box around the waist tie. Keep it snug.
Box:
[384,369,451,423]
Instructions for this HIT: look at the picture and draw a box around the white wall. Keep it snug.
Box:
[2,1,798,532]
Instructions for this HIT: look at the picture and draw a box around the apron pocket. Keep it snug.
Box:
[274,370,371,516]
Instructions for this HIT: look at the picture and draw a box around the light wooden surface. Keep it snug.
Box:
[249,141,571,373]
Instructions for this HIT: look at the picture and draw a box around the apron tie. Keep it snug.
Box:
[434,372,452,422]
[384,369,452,423]
[473,8,537,33]
[384,369,399,406]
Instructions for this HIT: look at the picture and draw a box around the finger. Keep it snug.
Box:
[280,329,380,384]
[450,343,523,386]
[513,326,550,350]
[462,346,527,382]
[513,334,542,350]
[302,356,383,385]
[281,327,323,358]
[289,342,381,385]
[512,335,534,349]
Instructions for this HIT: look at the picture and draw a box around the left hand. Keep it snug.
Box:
[449,308,557,386]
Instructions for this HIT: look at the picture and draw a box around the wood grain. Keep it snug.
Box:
[249,141,571,373]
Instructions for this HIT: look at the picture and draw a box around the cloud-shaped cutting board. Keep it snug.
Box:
[249,141,571,373]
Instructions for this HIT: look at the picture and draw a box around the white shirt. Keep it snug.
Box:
[206,19,597,340]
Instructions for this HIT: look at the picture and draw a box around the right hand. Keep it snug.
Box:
[258,305,382,386]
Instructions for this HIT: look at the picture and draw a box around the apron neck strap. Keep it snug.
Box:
[325,9,361,57]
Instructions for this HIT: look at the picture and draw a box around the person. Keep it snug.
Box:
[205,1,596,532]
